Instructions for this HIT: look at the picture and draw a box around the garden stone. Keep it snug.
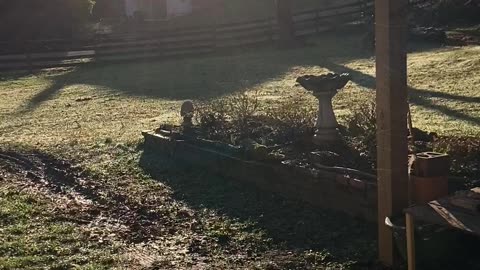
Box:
[180,100,194,127]
[296,73,351,145]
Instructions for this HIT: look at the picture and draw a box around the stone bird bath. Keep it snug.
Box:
[296,73,351,145]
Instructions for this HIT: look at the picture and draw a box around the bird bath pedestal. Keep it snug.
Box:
[313,90,341,144]
[296,73,351,145]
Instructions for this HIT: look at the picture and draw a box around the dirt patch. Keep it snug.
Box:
[0,147,380,269]
[0,149,214,269]
[0,150,175,244]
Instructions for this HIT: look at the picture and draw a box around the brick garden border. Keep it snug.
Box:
[143,130,378,221]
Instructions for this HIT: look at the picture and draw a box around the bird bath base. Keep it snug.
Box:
[313,129,340,145]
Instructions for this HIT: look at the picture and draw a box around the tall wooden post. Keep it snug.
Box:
[375,0,409,267]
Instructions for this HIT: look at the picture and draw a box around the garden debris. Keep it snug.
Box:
[75,96,93,102]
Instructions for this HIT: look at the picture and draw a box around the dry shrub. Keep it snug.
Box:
[227,92,259,132]
[433,136,480,177]
[266,96,316,142]
[195,94,480,178]
[195,93,316,145]
[196,98,229,126]
[344,101,377,164]
[195,92,259,142]
[343,101,480,178]
[195,98,230,140]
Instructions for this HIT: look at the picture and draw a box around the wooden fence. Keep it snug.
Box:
[0,0,373,71]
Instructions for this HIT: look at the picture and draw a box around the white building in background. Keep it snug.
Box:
[166,0,193,17]
[124,0,193,19]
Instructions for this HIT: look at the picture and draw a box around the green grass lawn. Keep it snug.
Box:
[0,32,479,269]
[1,35,479,149]
[0,181,119,269]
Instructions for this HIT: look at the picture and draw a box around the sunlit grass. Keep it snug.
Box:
[0,183,119,270]
[0,33,479,269]
[1,35,478,151]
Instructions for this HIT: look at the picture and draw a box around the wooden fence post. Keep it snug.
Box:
[375,0,409,267]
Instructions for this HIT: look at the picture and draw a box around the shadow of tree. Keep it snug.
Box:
[14,33,367,114]
[412,88,480,104]
[410,91,480,125]
[12,78,68,115]
[321,60,376,89]
[322,61,480,126]
[139,151,378,265]
[0,70,33,81]
[13,36,474,127]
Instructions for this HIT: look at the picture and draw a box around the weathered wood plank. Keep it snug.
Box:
[406,213,416,270]
[375,0,409,266]
[405,189,480,236]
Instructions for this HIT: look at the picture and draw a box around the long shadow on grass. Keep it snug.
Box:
[0,70,33,82]
[323,61,480,126]
[321,60,376,89]
[14,36,453,117]
[139,151,378,266]
[15,34,368,114]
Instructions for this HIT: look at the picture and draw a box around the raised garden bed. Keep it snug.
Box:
[142,129,378,221]
[141,81,478,222]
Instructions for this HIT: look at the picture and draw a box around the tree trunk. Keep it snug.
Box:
[276,0,294,45]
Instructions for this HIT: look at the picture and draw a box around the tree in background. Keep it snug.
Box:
[0,0,94,43]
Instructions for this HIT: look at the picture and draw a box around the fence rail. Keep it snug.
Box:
[0,0,371,71]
